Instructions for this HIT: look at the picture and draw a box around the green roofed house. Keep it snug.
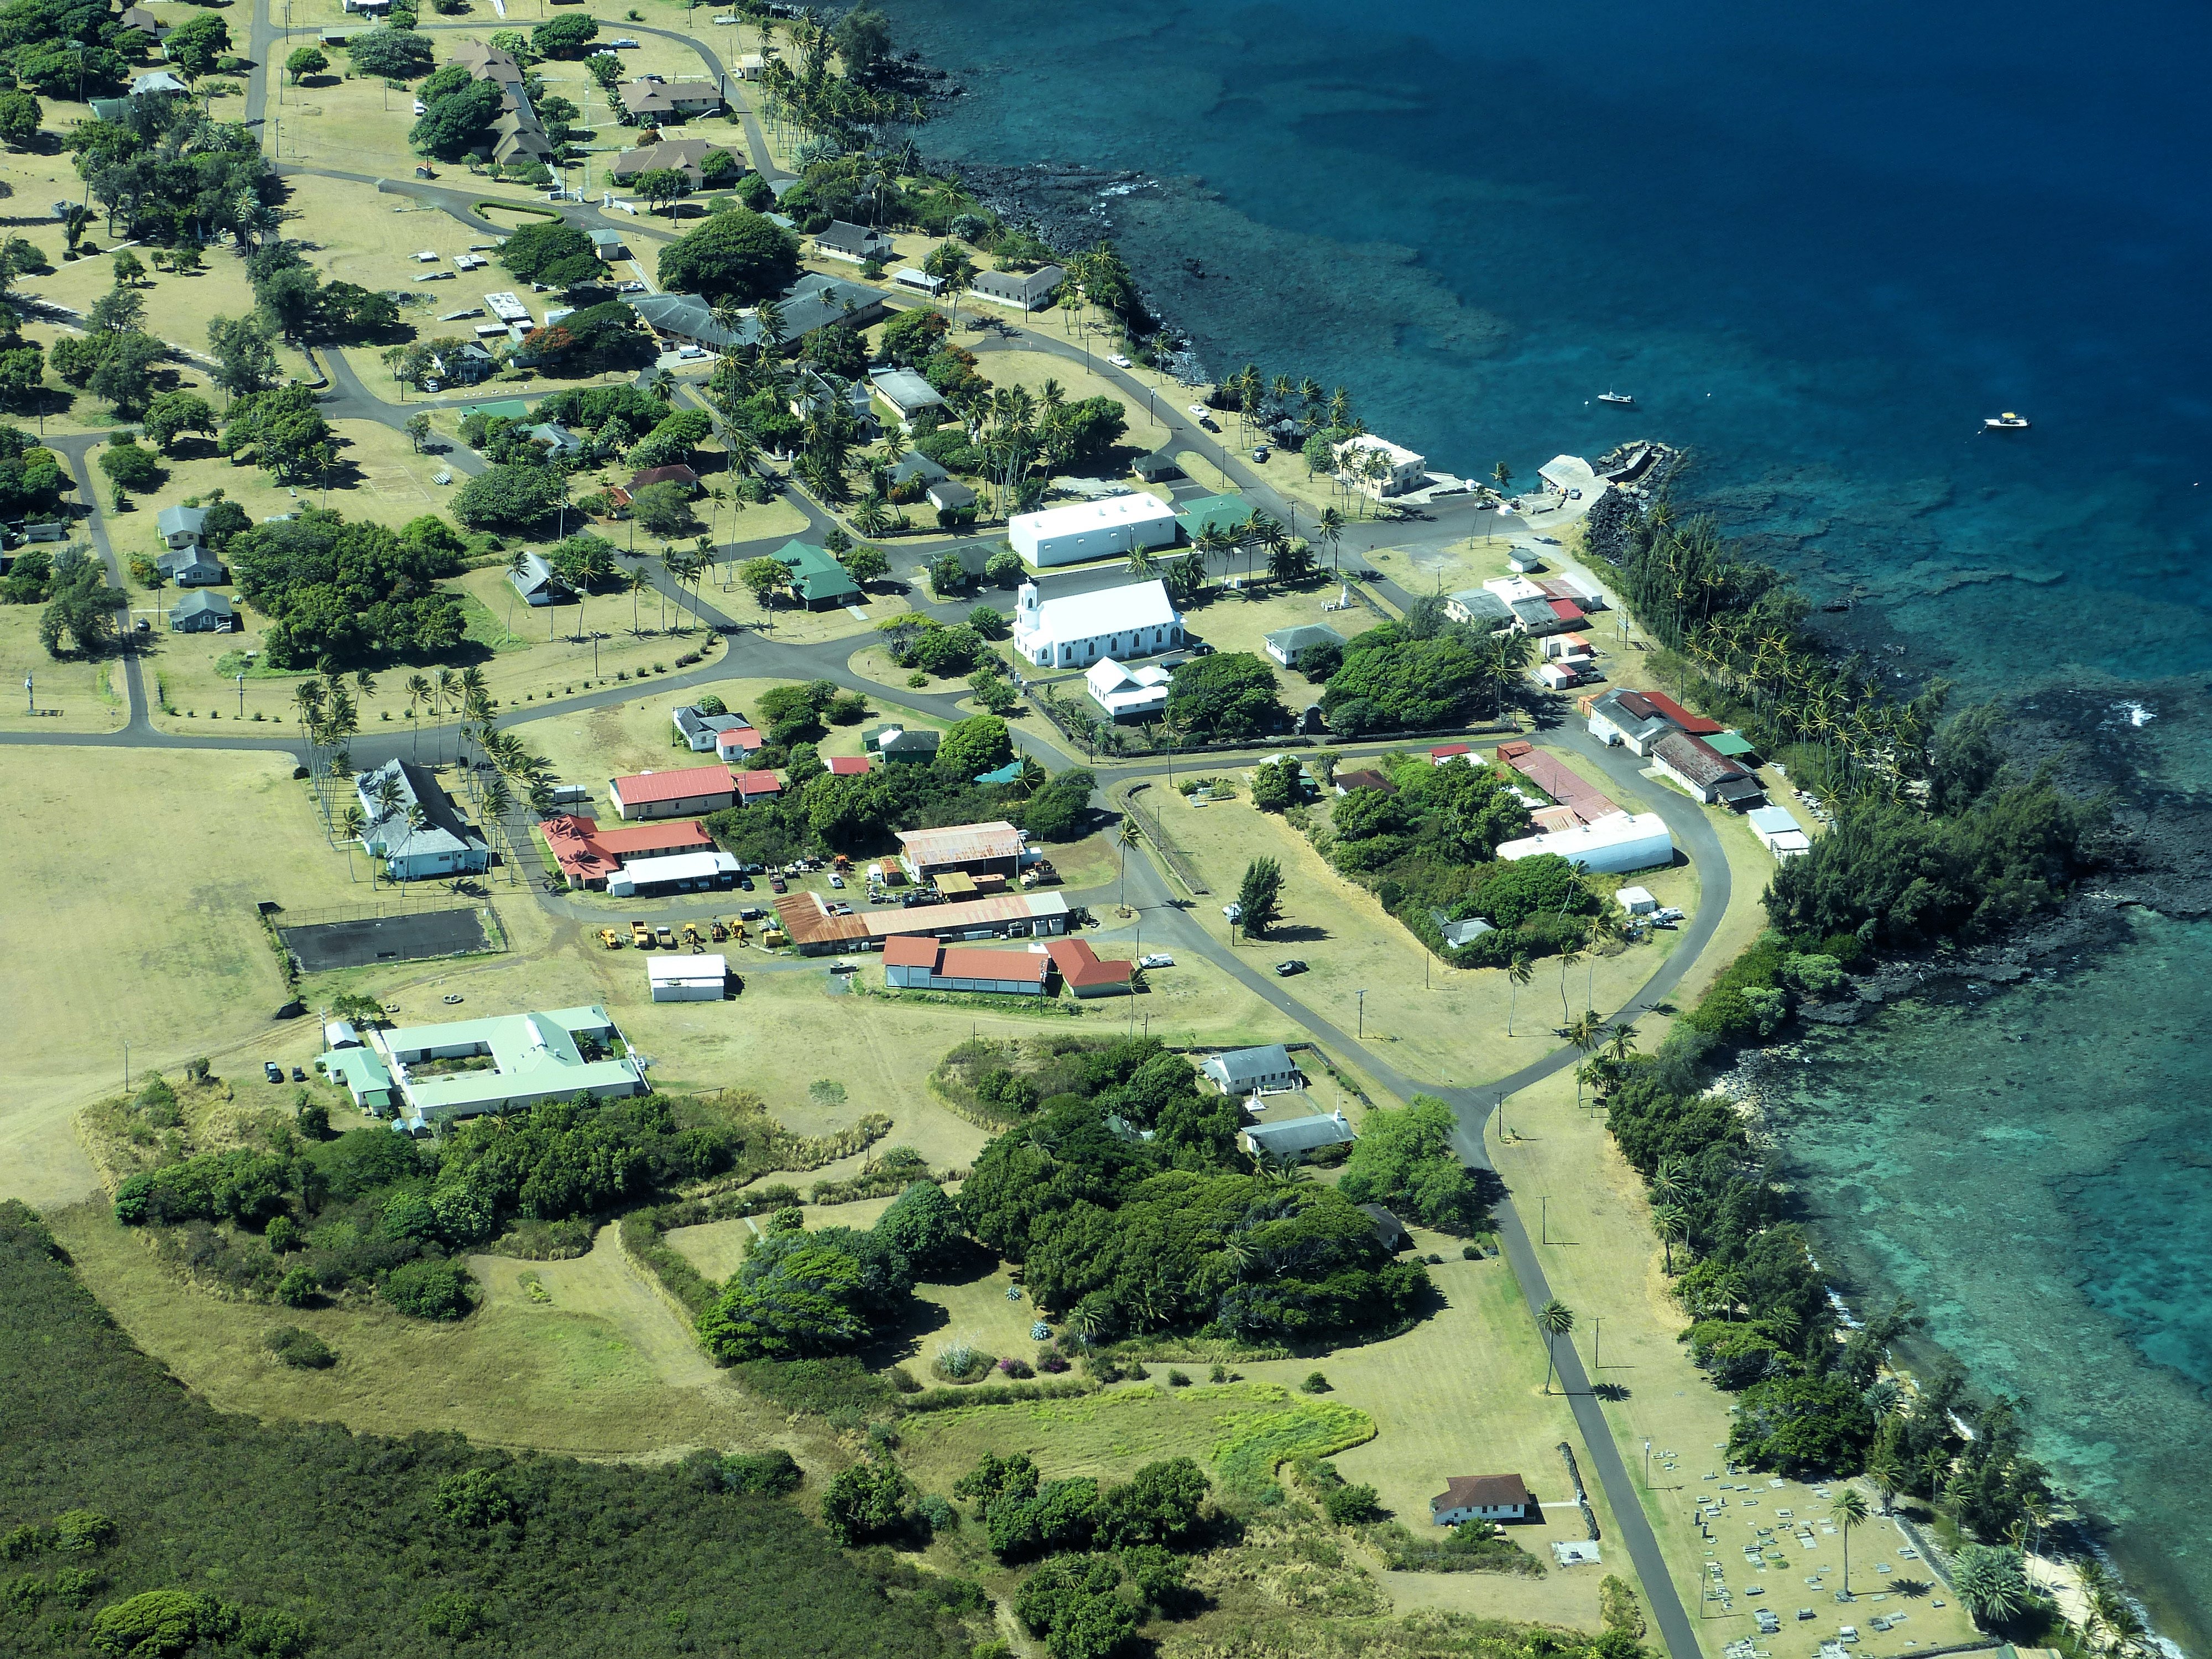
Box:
[773,539,862,611]
[458,399,532,424]
[974,760,1024,785]
[324,1005,647,1133]
[1706,730,1761,760]
[1176,492,1252,540]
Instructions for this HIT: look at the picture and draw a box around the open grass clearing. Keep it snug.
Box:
[1490,1067,1986,1659]
[1137,781,1692,1087]
[0,747,357,1207]
[514,674,883,790]
[41,1199,786,1460]
[0,604,128,734]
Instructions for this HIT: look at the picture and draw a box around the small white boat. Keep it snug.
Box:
[1984,411,2030,430]
[1598,389,1635,406]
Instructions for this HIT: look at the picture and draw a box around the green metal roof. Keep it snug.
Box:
[773,539,860,602]
[1706,730,1759,758]
[458,399,531,422]
[1175,492,1251,538]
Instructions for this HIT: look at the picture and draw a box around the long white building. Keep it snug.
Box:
[1013,580,1185,670]
[1497,811,1674,876]
[1009,494,1180,568]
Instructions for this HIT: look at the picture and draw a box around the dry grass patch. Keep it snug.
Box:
[0,747,359,1207]
[44,1201,782,1459]
[0,604,127,734]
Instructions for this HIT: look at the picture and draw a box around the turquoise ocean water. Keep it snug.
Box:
[881,0,2212,1639]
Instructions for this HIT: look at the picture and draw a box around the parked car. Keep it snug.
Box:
[1109,353,1131,368]
[1222,902,1243,923]
[1139,953,1175,969]
[420,378,441,393]
[264,1062,284,1083]
[610,35,640,46]
[1198,415,1220,432]
[739,906,766,921]
[291,1066,306,1082]
[1252,445,1271,463]
[676,345,707,360]
[1273,959,1307,977]
[828,873,845,888]
[412,100,426,115]
[1186,403,1207,418]
[769,875,787,893]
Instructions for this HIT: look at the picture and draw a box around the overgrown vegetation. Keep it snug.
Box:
[0,1201,970,1657]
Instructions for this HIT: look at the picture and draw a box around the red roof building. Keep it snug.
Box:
[606,764,737,821]
[1430,743,1473,764]
[629,463,701,493]
[827,755,873,776]
[1495,740,1620,826]
[540,814,712,887]
[1546,598,1587,625]
[1045,938,1135,998]
[884,936,1053,994]
[735,769,781,803]
[714,726,765,758]
[1637,689,1723,736]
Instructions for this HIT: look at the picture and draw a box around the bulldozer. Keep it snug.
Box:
[708,919,729,942]
[598,928,624,950]
[629,921,651,948]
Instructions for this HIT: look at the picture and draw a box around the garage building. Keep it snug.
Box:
[646,954,728,1001]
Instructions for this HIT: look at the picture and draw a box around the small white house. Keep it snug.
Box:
[1616,885,1658,915]
[1431,1474,1532,1525]
[1746,804,1812,859]
[1008,494,1180,568]
[1013,579,1184,670]
[1202,1044,1304,1096]
[1086,657,1172,720]
[647,953,727,1001]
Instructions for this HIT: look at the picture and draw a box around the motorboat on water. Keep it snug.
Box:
[1984,411,2030,430]
[1597,389,1635,406]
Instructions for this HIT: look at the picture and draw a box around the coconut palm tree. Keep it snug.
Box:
[1832,1489,1869,1595]
[1557,941,1583,1026]
[340,806,366,880]
[1865,1449,1905,1516]
[1505,950,1534,1036]
[432,667,461,763]
[1650,1156,1687,1211]
[1537,1298,1574,1394]
[1653,1204,1689,1272]
[1586,902,1627,1008]
[1566,1011,1604,1109]
[403,673,431,758]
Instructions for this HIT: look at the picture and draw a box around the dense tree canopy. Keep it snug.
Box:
[655,208,801,304]
[1321,622,1488,733]
[1337,1096,1492,1233]
[499,218,600,288]
[226,507,466,667]
[1164,651,1286,740]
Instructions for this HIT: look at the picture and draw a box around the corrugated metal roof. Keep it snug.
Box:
[896,821,1023,868]
[882,935,938,968]
[610,765,734,806]
[865,890,1067,940]
[936,947,1050,983]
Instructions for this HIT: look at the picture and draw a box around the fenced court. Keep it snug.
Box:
[277,902,503,972]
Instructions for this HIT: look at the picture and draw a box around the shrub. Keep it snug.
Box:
[1299,1371,1331,1394]
[265,1326,336,1369]
[380,1258,475,1321]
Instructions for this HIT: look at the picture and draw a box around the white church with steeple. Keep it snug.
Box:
[1011,579,1186,670]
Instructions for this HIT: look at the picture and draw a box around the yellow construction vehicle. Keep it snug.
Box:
[655,924,676,948]
[730,921,749,945]
[762,925,790,949]
[681,923,702,949]
[598,928,623,950]
[629,921,651,947]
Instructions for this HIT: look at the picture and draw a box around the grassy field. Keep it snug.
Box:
[0,604,128,735]
[41,1199,795,1460]
[0,747,359,1210]
[1490,1067,1985,1659]
[1134,778,1694,1087]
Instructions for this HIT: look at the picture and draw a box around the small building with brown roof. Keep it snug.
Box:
[630,463,701,494]
[1650,729,1765,808]
[882,936,1052,996]
[1431,1474,1533,1525]
[608,135,738,186]
[896,820,1025,883]
[1334,768,1398,797]
[618,79,723,120]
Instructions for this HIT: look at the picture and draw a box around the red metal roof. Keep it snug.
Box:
[609,765,734,807]
[1495,742,1620,826]
[1637,690,1722,735]
[1045,938,1133,989]
[735,770,781,795]
[1546,598,1587,623]
[715,726,765,753]
[882,935,940,968]
[1430,743,1472,759]
[629,463,700,491]
[774,891,868,946]
[896,820,1023,869]
[936,947,1051,984]
[592,820,712,855]
[827,755,872,775]
[541,813,712,881]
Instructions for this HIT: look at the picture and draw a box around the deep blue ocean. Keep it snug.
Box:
[883,0,2212,1641]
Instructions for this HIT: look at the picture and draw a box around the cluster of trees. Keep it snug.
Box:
[705,716,1092,865]
[954,1038,1428,1344]
[656,207,801,305]
[0,1202,977,1657]
[216,384,336,483]
[1163,652,1288,740]
[15,546,123,657]
[50,274,166,417]
[237,242,403,346]
[0,425,69,526]
[409,60,509,160]
[2,0,145,98]
[696,1182,960,1361]
[1336,1096,1494,1233]
[65,96,279,251]
[1321,602,1532,735]
[747,5,927,158]
[225,507,468,668]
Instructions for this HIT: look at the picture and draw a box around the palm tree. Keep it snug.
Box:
[340,806,366,880]
[1586,903,1627,1008]
[1865,1449,1905,1516]
[1653,1204,1689,1272]
[1116,818,1142,910]
[1557,941,1582,1026]
[1505,951,1533,1036]
[1831,1488,1869,1595]
[1537,1298,1574,1394]
[627,566,653,635]
[1317,505,1344,572]
[505,549,530,633]
[432,667,461,763]
[481,776,515,884]
[1566,1011,1603,1109]
[1125,541,1157,578]
[404,673,431,758]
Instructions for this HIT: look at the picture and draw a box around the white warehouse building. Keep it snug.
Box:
[1013,580,1185,670]
[1009,493,1180,568]
[646,954,727,1001]
[1497,811,1674,876]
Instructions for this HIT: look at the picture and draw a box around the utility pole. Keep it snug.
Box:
[237,672,245,717]
[1356,988,1365,1039]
